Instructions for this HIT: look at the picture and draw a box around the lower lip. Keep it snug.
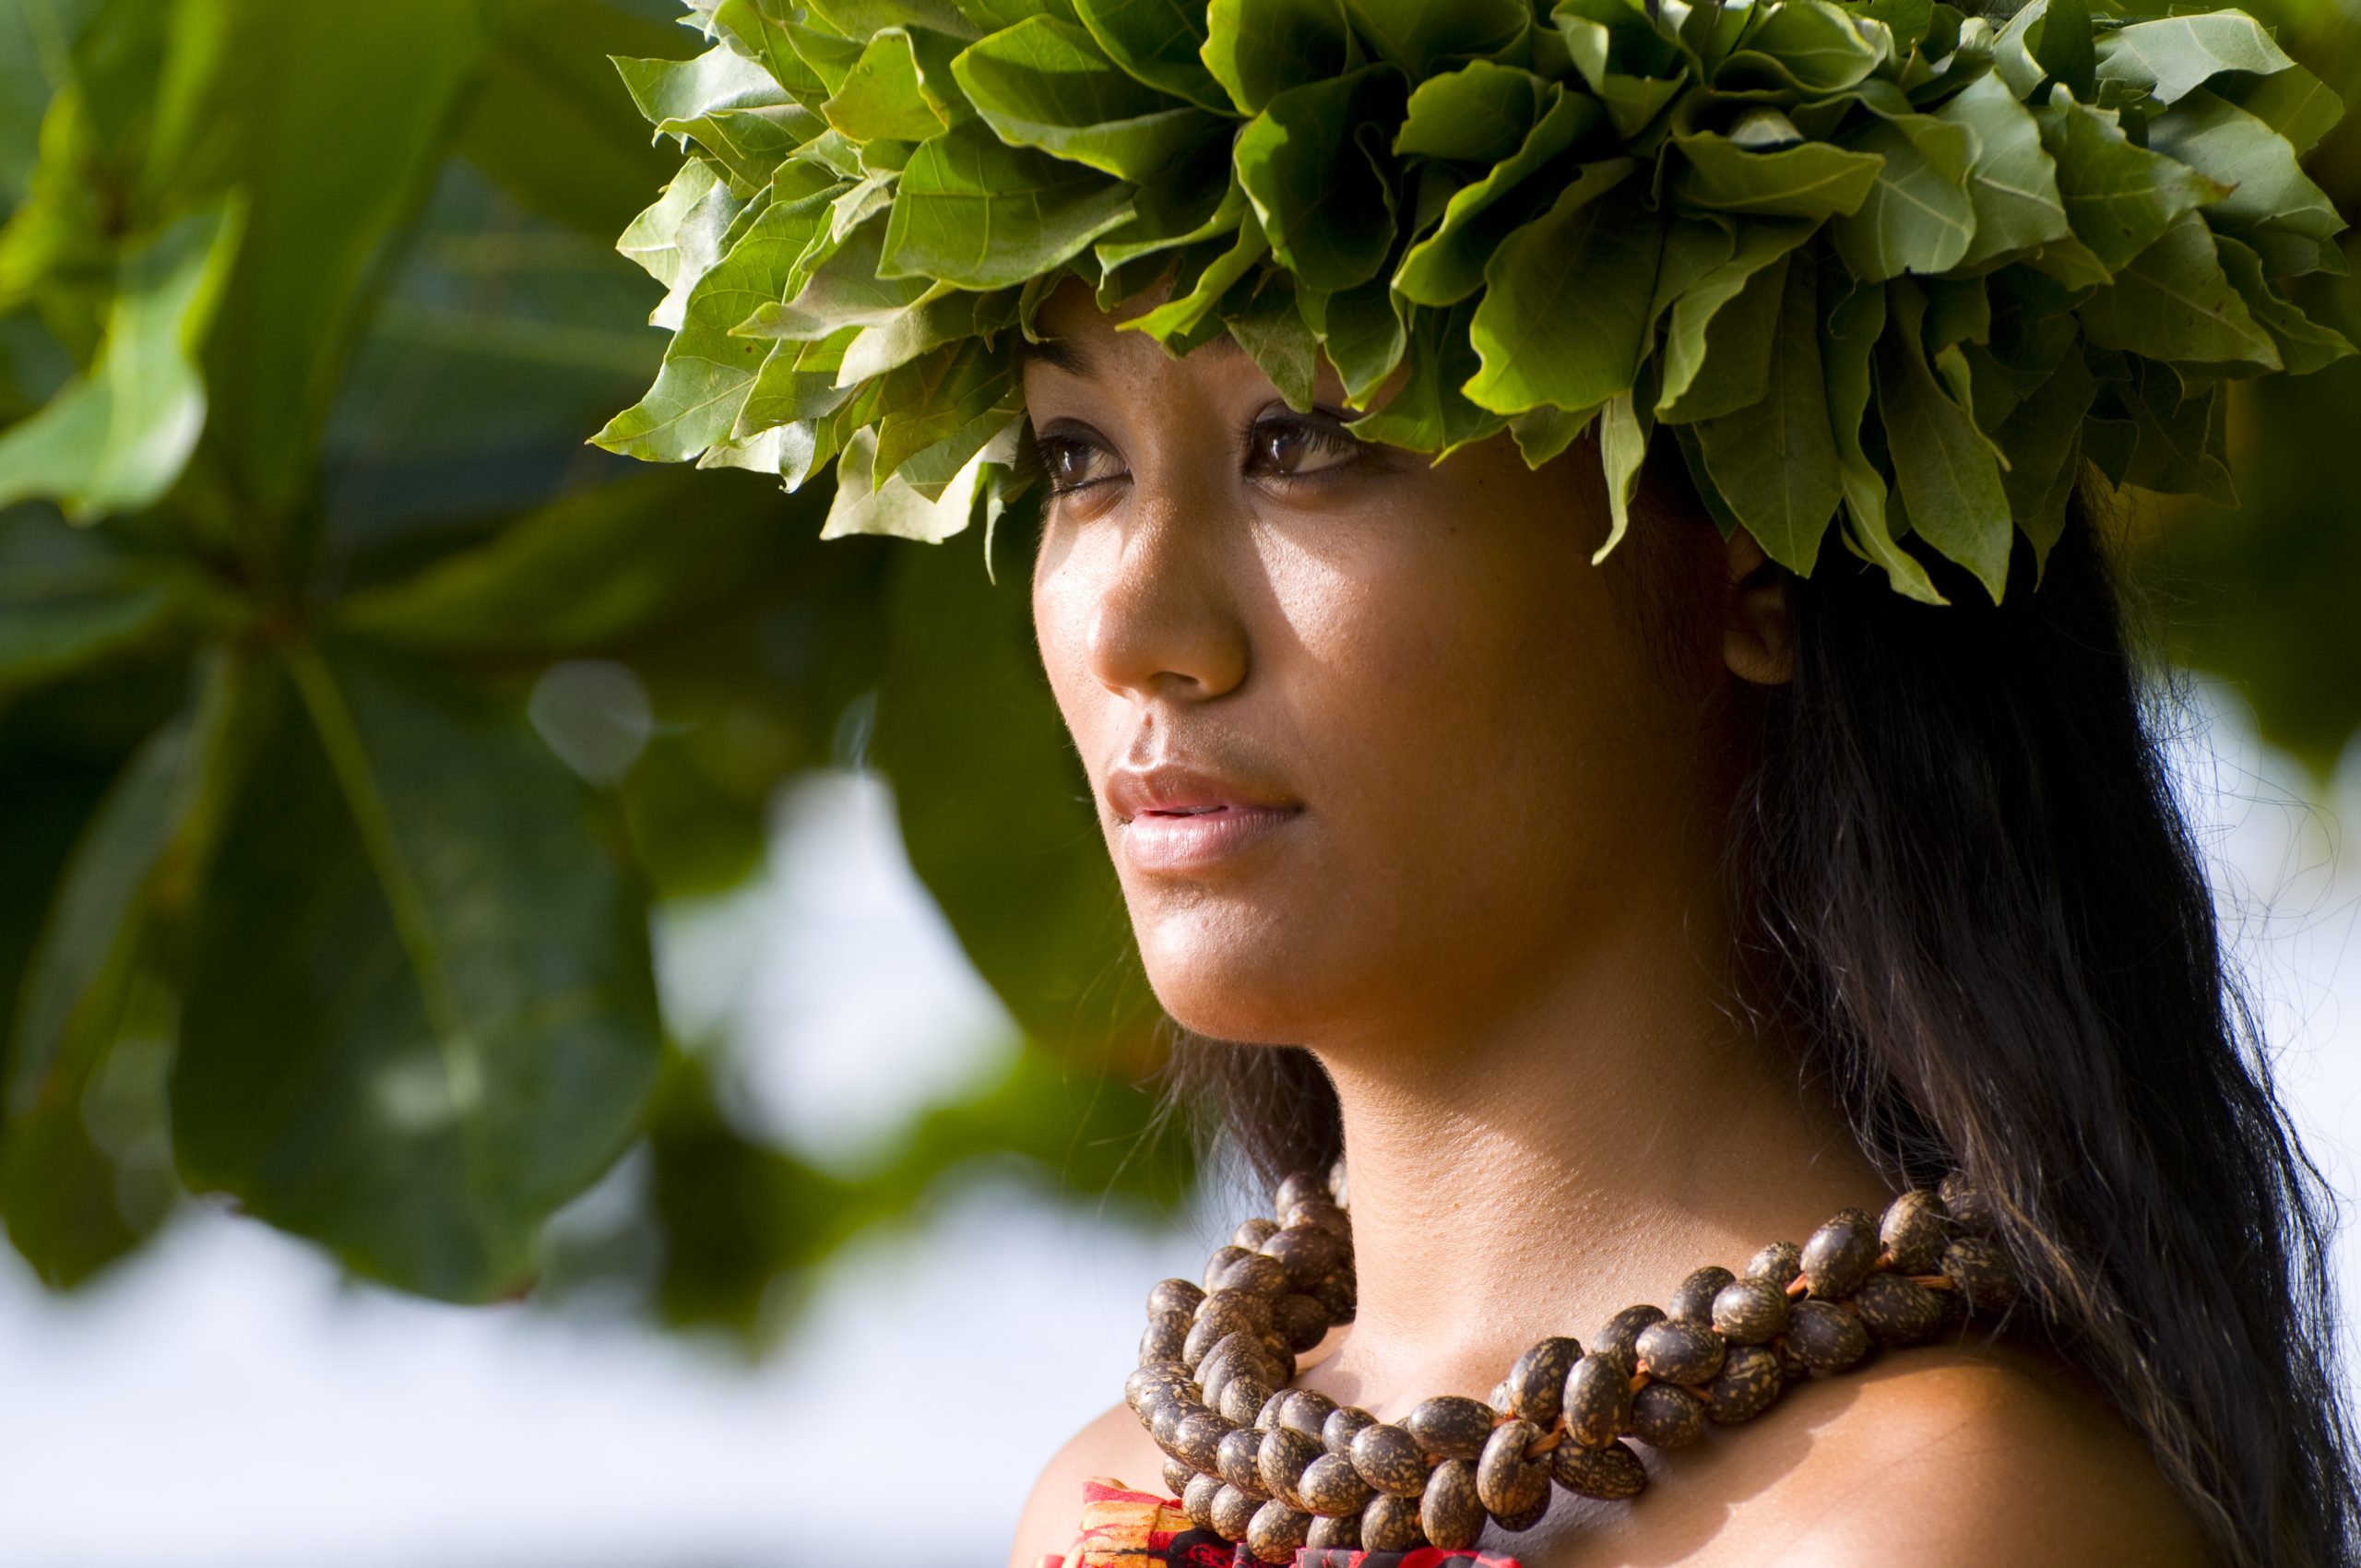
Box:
[1120,805,1301,873]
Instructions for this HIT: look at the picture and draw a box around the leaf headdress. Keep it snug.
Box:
[594,0,2351,602]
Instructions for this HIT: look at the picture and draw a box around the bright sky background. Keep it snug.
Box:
[0,683,2354,1568]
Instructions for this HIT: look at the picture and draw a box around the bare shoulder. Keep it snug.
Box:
[1004,1400,1171,1568]
[1518,1336,2213,1568]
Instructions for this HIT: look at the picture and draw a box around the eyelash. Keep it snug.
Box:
[1033,410,1373,500]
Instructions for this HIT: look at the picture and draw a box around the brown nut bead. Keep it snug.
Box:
[1281,1389,1341,1442]
[1310,1269,1358,1323]
[1710,1277,1791,1345]
[1141,1311,1192,1365]
[1233,1216,1280,1251]
[1562,1352,1633,1447]
[1284,1198,1353,1240]
[1630,1382,1708,1450]
[1210,1249,1293,1299]
[1360,1493,1426,1551]
[1420,1459,1485,1550]
[1125,1363,1191,1417]
[1219,1374,1273,1427]
[1635,1319,1726,1386]
[1197,1287,1277,1338]
[1264,1224,1346,1287]
[1746,1241,1803,1285]
[1247,1500,1312,1564]
[1348,1422,1429,1498]
[1203,1245,1257,1294]
[1786,1299,1871,1372]
[1502,1336,1582,1426]
[1173,1409,1233,1473]
[1253,1387,1288,1431]
[1939,1171,1999,1233]
[1162,1455,1197,1498]
[1551,1437,1648,1501]
[1800,1207,1881,1300]
[1323,1406,1376,1458]
[1182,1470,1225,1532]
[1148,1397,1197,1452]
[1405,1395,1497,1462]
[1477,1419,1552,1527]
[1705,1343,1785,1424]
[1217,1427,1271,1497]
[1941,1234,2021,1313]
[1880,1188,1950,1273]
[1591,1303,1668,1373]
[1211,1483,1261,1542]
[1299,1451,1375,1517]
[1306,1510,1362,1551]
[1275,1172,1328,1212]
[1149,1278,1206,1320]
[1669,1265,1737,1327]
[1275,1292,1331,1353]
[1854,1271,1947,1345]
[1259,1425,1323,1508]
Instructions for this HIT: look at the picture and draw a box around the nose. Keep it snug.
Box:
[1084,484,1251,707]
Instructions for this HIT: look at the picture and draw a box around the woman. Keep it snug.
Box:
[590,0,2360,1561]
[1000,279,2354,1567]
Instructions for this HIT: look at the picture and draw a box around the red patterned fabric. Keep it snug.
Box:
[1039,1479,1525,1568]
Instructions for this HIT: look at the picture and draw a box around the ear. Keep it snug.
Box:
[1722,529,1796,686]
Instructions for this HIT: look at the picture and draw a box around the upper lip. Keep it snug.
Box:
[1103,760,1300,824]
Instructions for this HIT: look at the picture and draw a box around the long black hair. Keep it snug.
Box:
[1159,483,2359,1568]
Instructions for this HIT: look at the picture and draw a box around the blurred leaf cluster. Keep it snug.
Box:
[0,0,1171,1334]
[0,0,2350,1340]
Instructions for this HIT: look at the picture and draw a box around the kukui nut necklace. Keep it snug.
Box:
[1125,1166,2023,1562]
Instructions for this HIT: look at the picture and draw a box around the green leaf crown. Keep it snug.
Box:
[594,0,2352,602]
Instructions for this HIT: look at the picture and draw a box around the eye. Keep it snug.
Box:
[1033,427,1125,497]
[1246,410,1369,481]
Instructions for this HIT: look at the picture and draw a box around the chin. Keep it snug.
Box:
[1129,901,1367,1046]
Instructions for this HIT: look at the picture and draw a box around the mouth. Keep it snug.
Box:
[1103,763,1303,875]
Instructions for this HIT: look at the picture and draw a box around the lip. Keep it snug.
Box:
[1105,762,1303,874]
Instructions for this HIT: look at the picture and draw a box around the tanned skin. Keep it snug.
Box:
[1007,277,2210,1568]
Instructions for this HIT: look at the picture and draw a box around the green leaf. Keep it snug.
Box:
[879,118,1136,288]
[821,419,1013,539]
[1201,0,1352,116]
[1393,85,1597,306]
[0,0,100,210]
[1715,0,1882,96]
[1339,0,1527,77]
[1394,60,1551,166]
[1989,346,2094,564]
[2220,62,2343,159]
[2035,86,2228,272]
[1301,272,1408,404]
[174,645,662,1301]
[1593,386,1648,562]
[0,201,243,522]
[952,14,1220,181]
[823,30,960,144]
[741,208,936,339]
[594,196,826,462]
[2213,235,2352,376]
[839,283,1021,382]
[1465,161,1659,416]
[2076,209,2278,373]
[1119,217,1270,339]
[1692,258,1841,574]
[1936,73,2071,272]
[1655,217,1816,422]
[339,467,827,657]
[1093,156,1242,271]
[1820,269,1943,602]
[1071,0,1230,113]
[1874,279,2011,599]
[1671,102,1884,220]
[2030,0,2094,101]
[1829,111,1976,283]
[1221,277,1318,410]
[0,510,184,686]
[2106,353,2232,502]
[1234,66,1407,292]
[872,337,1018,479]
[2094,11,2294,108]
[1554,2,1687,141]
[2146,88,2341,242]
[1343,299,1505,454]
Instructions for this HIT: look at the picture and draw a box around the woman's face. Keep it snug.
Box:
[1025,279,1761,1050]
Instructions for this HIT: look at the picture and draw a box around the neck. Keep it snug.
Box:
[1299,878,1890,1415]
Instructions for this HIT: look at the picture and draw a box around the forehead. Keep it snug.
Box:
[1021,274,1352,407]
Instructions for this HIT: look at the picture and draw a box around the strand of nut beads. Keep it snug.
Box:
[1124,1165,2023,1565]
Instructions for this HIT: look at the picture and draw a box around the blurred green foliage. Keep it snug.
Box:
[0,0,2348,1340]
[0,0,1171,1333]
